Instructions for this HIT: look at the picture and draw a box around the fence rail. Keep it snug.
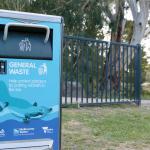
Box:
[62,35,141,107]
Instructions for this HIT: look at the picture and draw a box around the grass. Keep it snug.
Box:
[62,105,150,150]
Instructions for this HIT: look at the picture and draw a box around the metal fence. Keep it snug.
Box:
[62,35,141,107]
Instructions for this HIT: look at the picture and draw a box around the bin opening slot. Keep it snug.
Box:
[0,24,53,60]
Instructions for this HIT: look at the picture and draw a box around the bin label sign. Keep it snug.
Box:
[0,58,60,149]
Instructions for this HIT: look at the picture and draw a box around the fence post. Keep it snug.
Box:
[135,44,142,106]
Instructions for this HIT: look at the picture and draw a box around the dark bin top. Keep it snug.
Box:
[0,25,53,60]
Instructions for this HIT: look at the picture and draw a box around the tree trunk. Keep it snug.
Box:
[125,0,150,69]
[101,0,150,97]
[100,0,125,95]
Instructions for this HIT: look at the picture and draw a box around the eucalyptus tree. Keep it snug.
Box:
[95,0,150,96]
[29,0,105,38]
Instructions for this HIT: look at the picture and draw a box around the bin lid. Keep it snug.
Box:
[0,9,63,23]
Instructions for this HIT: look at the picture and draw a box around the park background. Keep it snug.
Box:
[0,0,150,149]
[0,0,148,99]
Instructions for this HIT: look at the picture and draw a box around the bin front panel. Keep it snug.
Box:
[0,19,62,150]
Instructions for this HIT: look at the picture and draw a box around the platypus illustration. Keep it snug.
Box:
[0,81,52,122]
[8,104,52,123]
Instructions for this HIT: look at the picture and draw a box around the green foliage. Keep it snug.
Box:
[0,0,31,11]
[145,65,150,82]
[30,0,105,38]
[0,0,110,38]
[142,49,149,82]
[123,20,134,42]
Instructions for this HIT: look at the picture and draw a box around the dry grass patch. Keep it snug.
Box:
[62,105,150,150]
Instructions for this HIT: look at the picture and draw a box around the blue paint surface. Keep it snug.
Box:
[0,18,61,150]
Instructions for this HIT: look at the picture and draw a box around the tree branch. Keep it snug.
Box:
[144,26,150,37]
[50,0,72,13]
[81,0,90,11]
[139,0,149,22]
[127,0,138,20]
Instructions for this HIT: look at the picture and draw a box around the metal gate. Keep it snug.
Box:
[62,35,141,107]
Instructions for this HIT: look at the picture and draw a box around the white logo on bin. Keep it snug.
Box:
[13,128,35,136]
[38,63,47,75]
[0,129,5,136]
[13,129,19,136]
[19,38,31,52]
[42,127,53,134]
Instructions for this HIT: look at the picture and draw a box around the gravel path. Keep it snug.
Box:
[141,100,150,106]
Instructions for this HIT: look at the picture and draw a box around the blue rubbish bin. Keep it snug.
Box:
[0,9,63,150]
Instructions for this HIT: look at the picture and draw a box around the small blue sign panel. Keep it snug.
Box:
[0,10,63,150]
